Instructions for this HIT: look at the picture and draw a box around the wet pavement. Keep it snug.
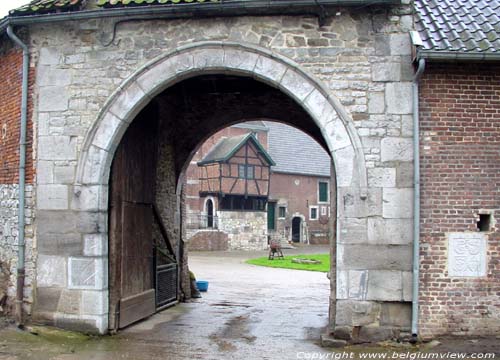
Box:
[1,246,499,360]
[114,246,333,359]
[1,246,333,360]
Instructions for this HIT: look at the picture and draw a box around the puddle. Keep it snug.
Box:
[210,302,252,308]
[208,313,258,352]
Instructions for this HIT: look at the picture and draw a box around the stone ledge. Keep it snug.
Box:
[321,334,347,348]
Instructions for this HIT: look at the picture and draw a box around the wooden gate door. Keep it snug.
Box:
[109,109,158,330]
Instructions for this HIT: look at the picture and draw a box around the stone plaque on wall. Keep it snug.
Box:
[448,233,487,277]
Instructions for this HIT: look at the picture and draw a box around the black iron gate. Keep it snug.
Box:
[156,263,178,309]
[152,204,179,311]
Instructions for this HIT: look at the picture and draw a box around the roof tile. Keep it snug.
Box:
[9,0,218,16]
[266,122,330,177]
[199,134,275,166]
[415,0,500,55]
[10,0,84,16]
[96,0,219,7]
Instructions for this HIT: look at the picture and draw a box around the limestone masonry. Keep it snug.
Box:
[0,0,498,341]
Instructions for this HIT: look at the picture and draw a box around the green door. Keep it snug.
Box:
[267,202,276,230]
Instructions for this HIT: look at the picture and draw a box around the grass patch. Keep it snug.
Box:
[246,253,330,272]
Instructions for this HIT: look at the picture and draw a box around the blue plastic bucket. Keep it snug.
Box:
[196,280,209,292]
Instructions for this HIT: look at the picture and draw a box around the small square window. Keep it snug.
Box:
[310,206,318,220]
[278,206,286,218]
[321,206,327,216]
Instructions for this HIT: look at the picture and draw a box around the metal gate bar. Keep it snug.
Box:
[156,263,178,309]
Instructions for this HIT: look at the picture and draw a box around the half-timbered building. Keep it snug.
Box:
[191,133,275,250]
[198,133,274,210]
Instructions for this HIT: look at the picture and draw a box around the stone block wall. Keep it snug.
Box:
[17,2,416,335]
[0,185,36,315]
[217,211,268,251]
[155,125,179,249]
[419,63,500,338]
[187,230,229,251]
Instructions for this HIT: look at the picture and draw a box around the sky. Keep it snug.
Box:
[0,0,30,18]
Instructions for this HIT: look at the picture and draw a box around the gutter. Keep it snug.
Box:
[6,25,29,328]
[417,49,500,62]
[411,57,425,340]
[271,170,330,178]
[0,0,399,33]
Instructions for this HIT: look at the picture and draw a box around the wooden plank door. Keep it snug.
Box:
[109,107,158,330]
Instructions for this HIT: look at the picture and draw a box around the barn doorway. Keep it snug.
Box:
[78,42,365,333]
[292,217,302,243]
[107,74,335,330]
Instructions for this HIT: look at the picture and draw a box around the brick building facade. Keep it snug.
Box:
[418,63,500,338]
[269,172,331,245]
[267,121,331,245]
[415,0,500,339]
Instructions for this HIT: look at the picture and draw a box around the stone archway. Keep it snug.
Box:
[73,41,367,333]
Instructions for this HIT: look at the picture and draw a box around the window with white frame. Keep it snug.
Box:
[318,181,329,203]
[321,206,327,216]
[278,206,286,219]
[309,206,319,220]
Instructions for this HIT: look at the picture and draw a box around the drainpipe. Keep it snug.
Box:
[411,57,425,340]
[6,25,29,328]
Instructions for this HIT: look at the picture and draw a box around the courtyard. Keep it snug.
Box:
[0,247,498,359]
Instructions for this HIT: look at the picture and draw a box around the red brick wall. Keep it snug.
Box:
[270,172,330,244]
[419,63,500,338]
[0,47,34,184]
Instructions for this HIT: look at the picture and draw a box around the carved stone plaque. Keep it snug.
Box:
[448,233,487,277]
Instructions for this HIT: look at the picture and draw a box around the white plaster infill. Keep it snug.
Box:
[75,42,367,197]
